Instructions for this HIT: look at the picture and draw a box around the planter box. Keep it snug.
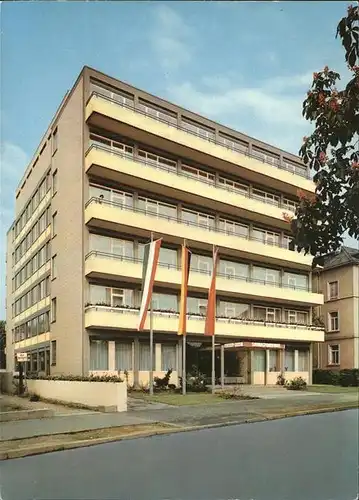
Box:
[26,379,127,412]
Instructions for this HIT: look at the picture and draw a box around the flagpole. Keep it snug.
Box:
[182,240,187,396]
[211,245,216,394]
[149,232,154,396]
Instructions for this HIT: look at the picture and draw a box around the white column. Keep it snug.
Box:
[133,338,139,387]
[265,349,270,385]
[294,349,299,372]
[155,343,162,373]
[108,341,115,371]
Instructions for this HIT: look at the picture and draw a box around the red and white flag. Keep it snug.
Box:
[137,238,162,331]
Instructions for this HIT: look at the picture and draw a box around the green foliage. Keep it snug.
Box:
[180,365,208,393]
[286,377,307,391]
[276,372,287,386]
[216,388,259,400]
[154,369,173,390]
[339,369,359,387]
[18,373,124,383]
[313,369,341,385]
[290,4,359,259]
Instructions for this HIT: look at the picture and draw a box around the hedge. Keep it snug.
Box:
[313,369,359,387]
[14,373,124,383]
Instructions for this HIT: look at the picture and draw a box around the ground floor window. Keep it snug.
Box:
[253,350,265,371]
[328,344,340,365]
[268,350,277,371]
[139,343,155,371]
[285,350,295,371]
[115,342,132,371]
[298,350,309,371]
[161,344,177,371]
[90,340,108,370]
[31,351,38,372]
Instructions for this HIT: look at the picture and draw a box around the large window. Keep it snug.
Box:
[253,227,280,246]
[138,149,177,171]
[268,350,278,371]
[89,285,134,308]
[218,301,250,319]
[51,298,57,323]
[219,218,249,238]
[181,164,215,183]
[252,189,280,207]
[298,350,309,371]
[139,343,155,371]
[218,177,248,196]
[89,234,134,258]
[115,342,133,371]
[253,306,281,322]
[138,197,176,219]
[138,244,177,267]
[253,351,265,372]
[284,310,308,325]
[90,340,109,370]
[328,311,339,332]
[190,253,213,273]
[219,259,249,280]
[252,266,280,285]
[89,184,133,208]
[182,209,215,229]
[151,293,177,312]
[161,344,177,371]
[284,350,295,371]
[283,272,309,290]
[328,344,340,365]
[187,297,208,316]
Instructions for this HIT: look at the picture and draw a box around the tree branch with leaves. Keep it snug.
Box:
[288,4,359,265]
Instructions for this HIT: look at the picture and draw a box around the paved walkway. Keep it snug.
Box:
[1,391,357,441]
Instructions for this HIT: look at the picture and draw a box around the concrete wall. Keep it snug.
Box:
[27,379,127,412]
[50,77,85,376]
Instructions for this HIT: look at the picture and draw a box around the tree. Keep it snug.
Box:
[287,4,359,265]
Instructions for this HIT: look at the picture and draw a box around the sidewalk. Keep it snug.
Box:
[1,392,357,441]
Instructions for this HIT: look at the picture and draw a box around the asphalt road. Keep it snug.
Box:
[1,410,358,500]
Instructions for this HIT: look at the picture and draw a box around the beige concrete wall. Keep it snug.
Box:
[27,379,127,412]
[49,77,85,375]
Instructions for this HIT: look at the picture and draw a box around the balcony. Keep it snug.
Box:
[85,144,294,228]
[84,198,314,270]
[84,306,325,343]
[85,251,323,307]
[85,92,314,196]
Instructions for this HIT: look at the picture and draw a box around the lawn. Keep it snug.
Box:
[130,392,225,406]
[308,385,359,393]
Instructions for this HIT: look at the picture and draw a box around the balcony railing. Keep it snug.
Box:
[85,196,295,251]
[86,143,296,212]
[84,304,324,331]
[85,250,311,292]
[87,91,311,180]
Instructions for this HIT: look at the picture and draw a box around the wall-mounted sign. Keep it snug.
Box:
[16,352,28,362]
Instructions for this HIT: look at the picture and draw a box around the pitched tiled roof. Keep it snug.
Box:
[322,246,359,270]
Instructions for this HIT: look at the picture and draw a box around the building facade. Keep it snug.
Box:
[6,66,324,386]
[313,247,359,370]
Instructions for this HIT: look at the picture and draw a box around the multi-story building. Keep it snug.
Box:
[313,247,359,370]
[6,66,324,386]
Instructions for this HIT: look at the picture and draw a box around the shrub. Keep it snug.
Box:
[180,365,208,393]
[339,369,359,387]
[29,393,40,402]
[313,369,340,385]
[216,388,259,400]
[18,374,124,383]
[286,377,307,391]
[154,369,173,390]
[276,372,287,386]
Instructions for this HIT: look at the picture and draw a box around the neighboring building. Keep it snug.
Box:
[313,247,359,370]
[5,66,324,385]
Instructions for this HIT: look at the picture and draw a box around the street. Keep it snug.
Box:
[1,409,358,500]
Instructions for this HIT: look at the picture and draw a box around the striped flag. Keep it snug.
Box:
[204,246,219,336]
[178,243,191,336]
[137,238,162,331]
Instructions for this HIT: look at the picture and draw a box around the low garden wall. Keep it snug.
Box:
[27,379,127,412]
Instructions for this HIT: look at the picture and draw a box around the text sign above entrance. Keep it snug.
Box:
[224,342,285,350]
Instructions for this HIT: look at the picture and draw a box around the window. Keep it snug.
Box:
[161,344,177,371]
[283,272,308,290]
[52,213,57,237]
[151,293,177,312]
[138,196,176,219]
[111,288,133,308]
[328,281,339,300]
[328,311,339,332]
[51,298,57,322]
[187,297,208,316]
[328,344,340,365]
[51,340,56,366]
[52,170,58,195]
[182,209,214,229]
[218,177,249,196]
[253,306,281,322]
[218,301,250,319]
[284,310,308,325]
[159,247,177,267]
[253,227,280,246]
[115,342,132,370]
[252,189,280,207]
[284,350,295,371]
[253,351,265,372]
[181,164,215,183]
[268,350,277,371]
[138,149,176,171]
[253,266,280,285]
[219,218,249,238]
[51,255,57,279]
[219,260,249,280]
[298,350,309,371]
[139,343,155,371]
[52,128,58,154]
[190,253,212,273]
[90,340,109,370]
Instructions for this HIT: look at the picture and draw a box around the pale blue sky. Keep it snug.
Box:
[0,1,357,318]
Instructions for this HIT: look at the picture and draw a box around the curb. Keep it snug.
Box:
[0,404,357,460]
